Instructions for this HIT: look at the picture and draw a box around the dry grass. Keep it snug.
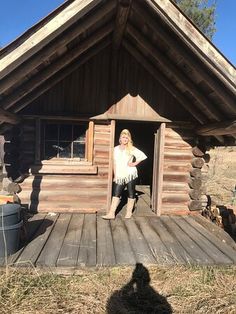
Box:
[0,264,236,314]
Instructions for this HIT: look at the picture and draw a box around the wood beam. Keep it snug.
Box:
[1,24,113,111]
[126,23,223,121]
[197,120,236,136]
[0,0,104,80]
[112,0,132,49]
[123,40,207,124]
[133,2,236,114]
[0,1,116,96]
[0,108,20,124]
[10,39,110,113]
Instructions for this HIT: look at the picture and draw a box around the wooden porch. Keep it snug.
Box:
[1,199,236,269]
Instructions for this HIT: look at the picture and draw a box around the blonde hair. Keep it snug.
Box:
[119,129,134,154]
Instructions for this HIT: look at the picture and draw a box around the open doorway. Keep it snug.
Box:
[114,121,159,216]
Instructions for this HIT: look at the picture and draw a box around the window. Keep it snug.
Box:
[43,122,89,160]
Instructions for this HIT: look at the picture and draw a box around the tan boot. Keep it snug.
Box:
[102,196,120,220]
[125,198,136,219]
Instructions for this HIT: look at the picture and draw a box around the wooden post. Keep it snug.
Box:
[87,121,94,163]
[152,123,165,216]
[106,120,115,212]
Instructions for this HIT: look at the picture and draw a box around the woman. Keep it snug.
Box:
[102,129,147,219]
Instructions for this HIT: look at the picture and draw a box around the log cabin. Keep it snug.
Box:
[0,0,235,216]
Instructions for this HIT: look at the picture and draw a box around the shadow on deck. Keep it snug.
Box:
[1,210,236,270]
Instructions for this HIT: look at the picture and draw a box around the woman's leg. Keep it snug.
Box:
[125,180,136,218]
[126,179,136,199]
[113,182,125,198]
[102,183,124,219]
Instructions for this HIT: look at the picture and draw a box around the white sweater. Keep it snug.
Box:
[113,145,147,184]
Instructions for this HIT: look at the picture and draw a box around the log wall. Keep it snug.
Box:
[161,127,207,214]
[18,121,111,213]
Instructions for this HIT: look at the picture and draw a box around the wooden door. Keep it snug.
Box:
[151,123,165,215]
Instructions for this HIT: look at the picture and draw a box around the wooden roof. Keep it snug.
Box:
[0,0,235,140]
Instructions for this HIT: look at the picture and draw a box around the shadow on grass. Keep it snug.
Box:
[106,263,173,313]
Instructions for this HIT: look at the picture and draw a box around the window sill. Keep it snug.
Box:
[30,161,97,175]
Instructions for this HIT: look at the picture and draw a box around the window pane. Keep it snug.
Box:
[73,125,86,142]
[45,124,58,140]
[73,142,85,158]
[58,142,72,158]
[45,141,58,159]
[59,124,72,141]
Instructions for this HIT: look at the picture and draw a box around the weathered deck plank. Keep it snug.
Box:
[97,216,116,266]
[173,216,233,265]
[148,216,193,264]
[160,216,214,265]
[36,214,71,267]
[193,214,236,251]
[57,214,84,267]
[16,214,58,266]
[184,216,236,263]
[122,217,157,265]
[134,216,177,264]
[77,214,96,267]
[1,212,235,269]
[110,216,136,265]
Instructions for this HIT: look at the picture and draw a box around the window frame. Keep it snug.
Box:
[35,119,94,164]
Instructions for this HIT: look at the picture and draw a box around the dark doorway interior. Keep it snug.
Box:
[115,121,158,186]
[115,122,159,216]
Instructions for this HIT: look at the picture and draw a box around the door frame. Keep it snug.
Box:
[152,122,165,216]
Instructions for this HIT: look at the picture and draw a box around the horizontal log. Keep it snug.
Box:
[192,146,206,157]
[188,200,202,211]
[162,193,190,203]
[164,152,193,161]
[190,168,202,179]
[163,163,192,172]
[21,180,108,190]
[162,181,190,192]
[188,178,202,189]
[189,189,201,200]
[163,172,190,182]
[30,164,98,174]
[191,157,204,168]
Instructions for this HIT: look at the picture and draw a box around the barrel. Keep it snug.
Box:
[0,204,22,257]
[0,220,23,257]
[0,203,22,226]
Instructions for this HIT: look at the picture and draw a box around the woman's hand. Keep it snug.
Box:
[128,162,137,167]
